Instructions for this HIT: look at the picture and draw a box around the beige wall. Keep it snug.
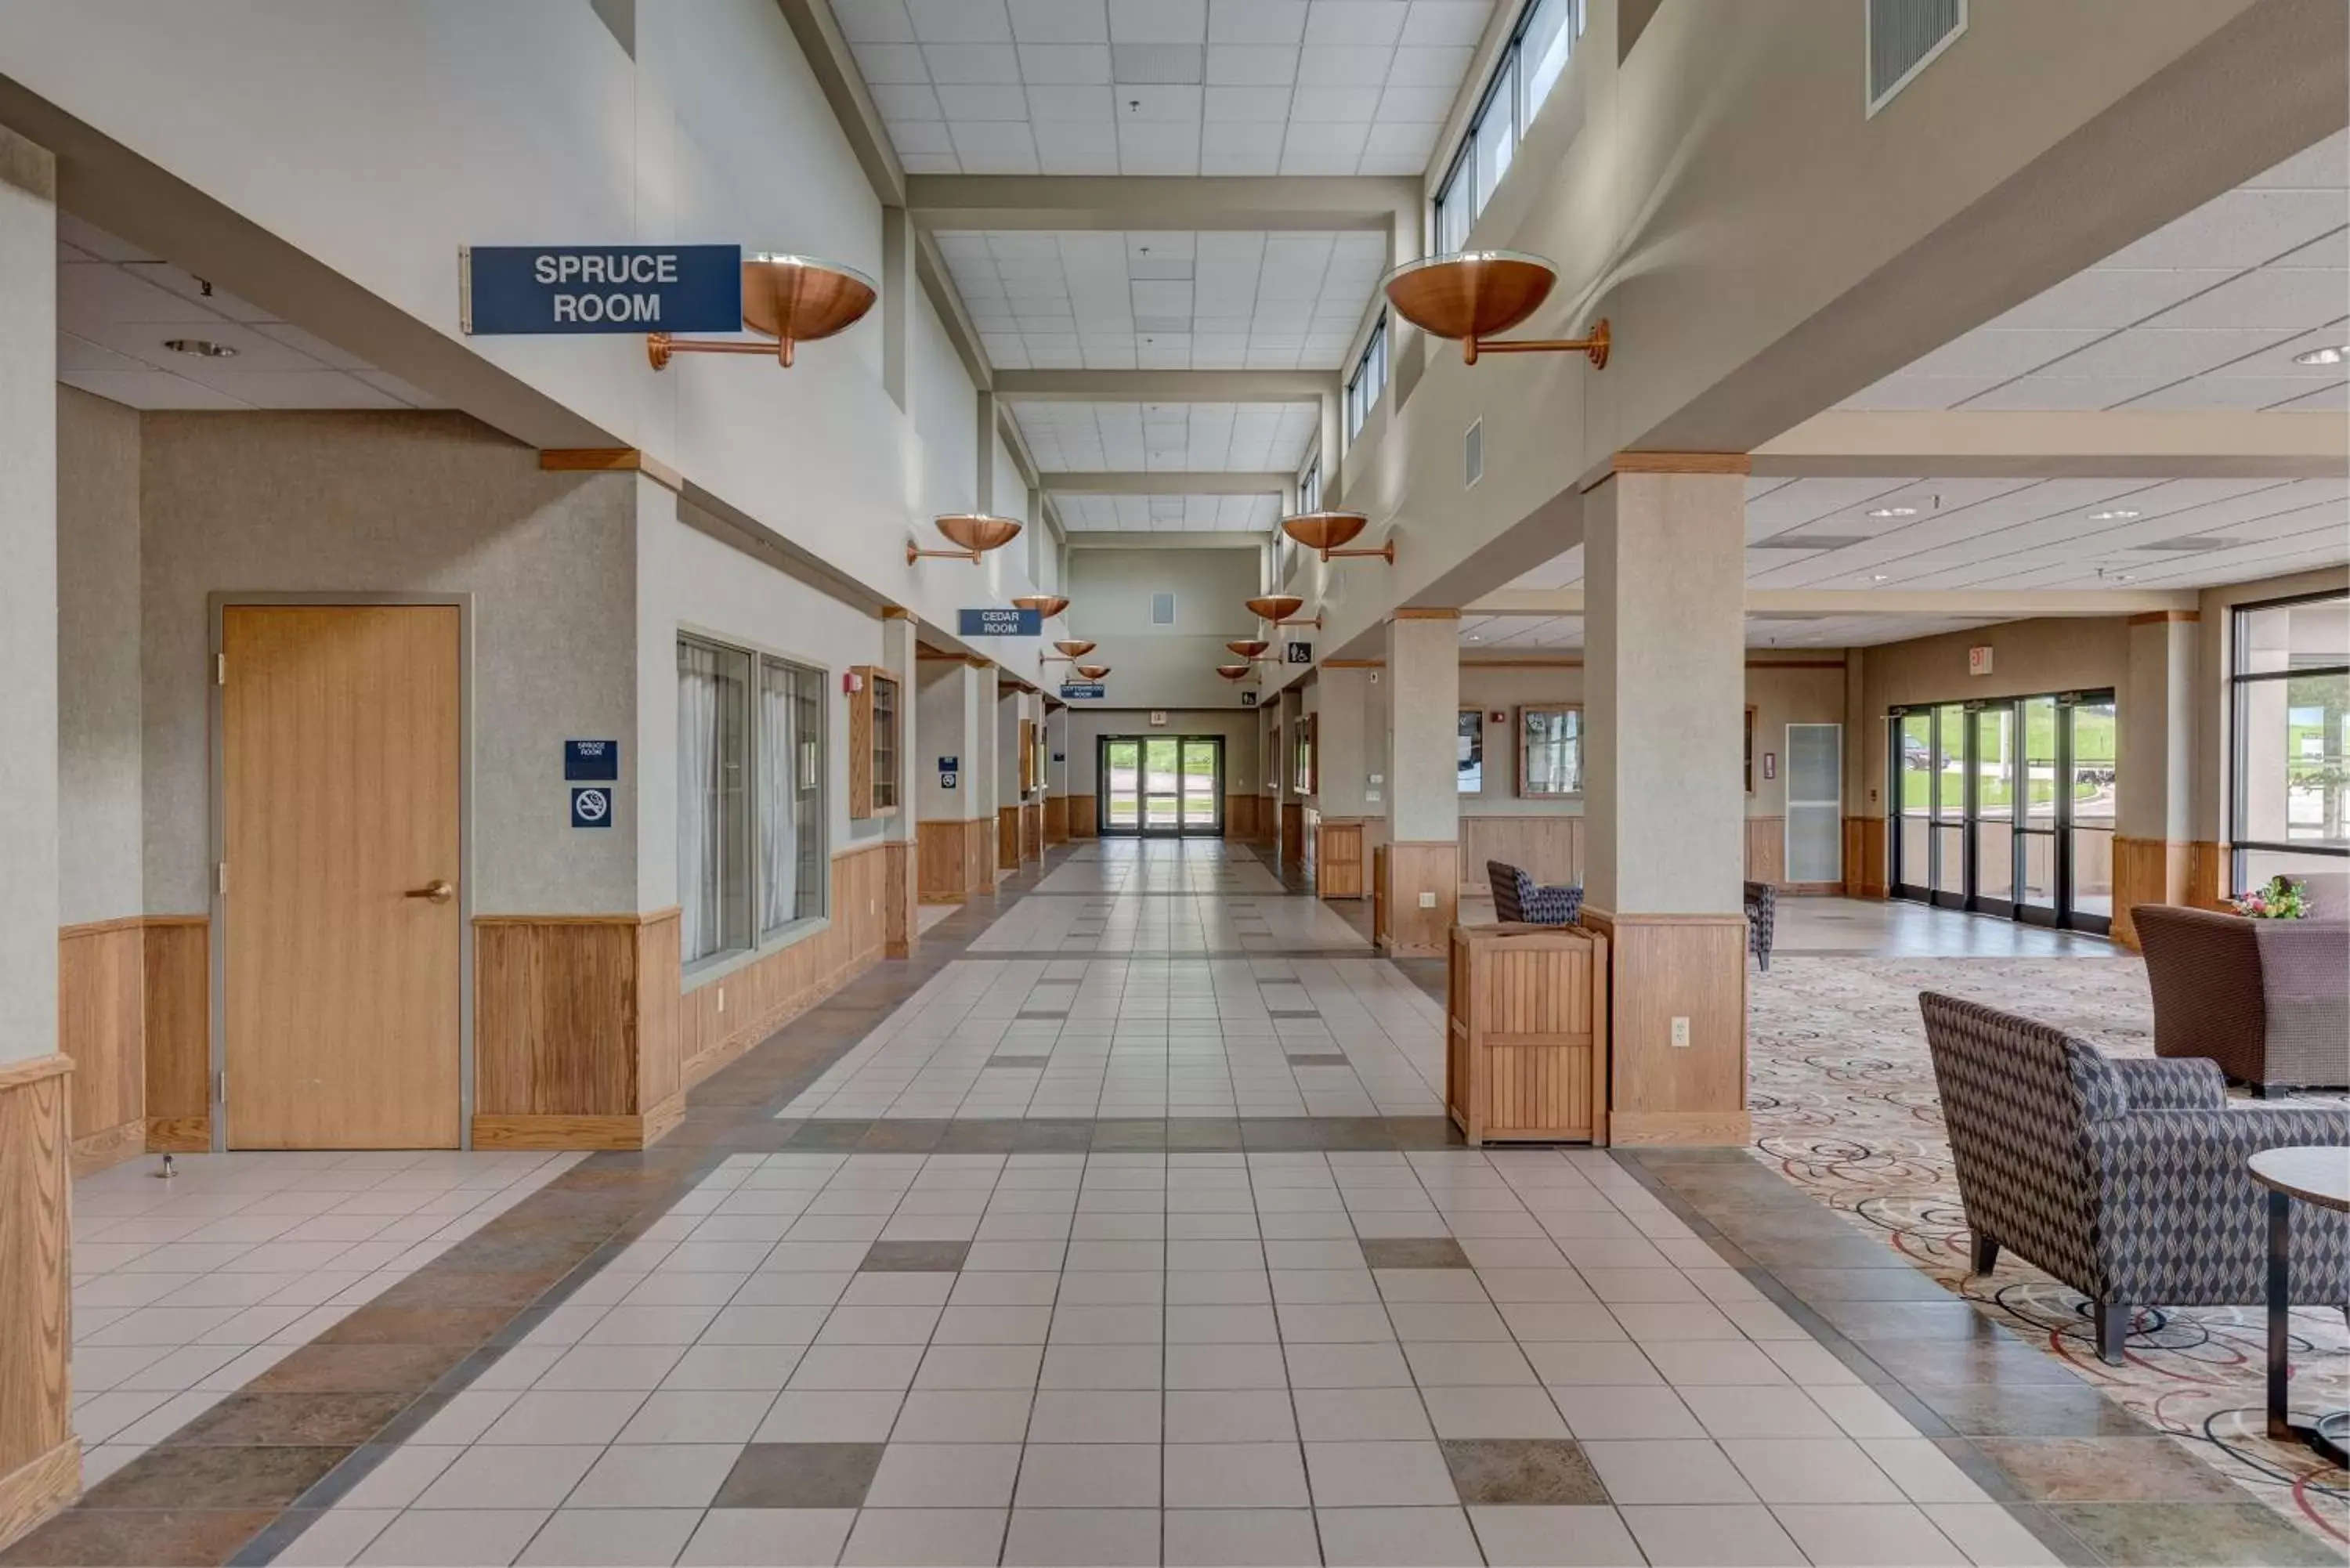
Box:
[1452,660,1846,819]
[1853,617,2131,818]
[1068,547,1260,640]
[57,387,143,926]
[138,410,640,916]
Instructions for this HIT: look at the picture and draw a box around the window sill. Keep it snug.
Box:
[682,913,833,992]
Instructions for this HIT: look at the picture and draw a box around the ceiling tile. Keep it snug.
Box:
[1028,82,1115,118]
[924,42,1021,81]
[1207,45,1299,85]
[1008,0,1108,43]
[1109,0,1206,43]
[938,83,1032,118]
[907,0,1011,42]
[1399,0,1490,46]
[1305,0,1408,47]
[1019,42,1112,81]
[1209,0,1307,44]
[1297,45,1395,85]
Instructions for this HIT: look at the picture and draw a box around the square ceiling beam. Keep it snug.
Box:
[1755,409,2350,479]
[1043,471,1290,494]
[906,175,1418,233]
[998,370,1339,403]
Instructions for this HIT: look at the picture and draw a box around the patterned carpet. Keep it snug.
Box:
[1747,954,2350,1545]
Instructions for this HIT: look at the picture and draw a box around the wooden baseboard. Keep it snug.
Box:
[69,1119,146,1176]
[1609,1110,1752,1146]
[472,1112,663,1151]
[0,1438,79,1554]
[918,892,967,905]
[146,1115,211,1152]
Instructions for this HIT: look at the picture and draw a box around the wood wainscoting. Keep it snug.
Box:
[1842,817,1889,899]
[0,1054,76,1552]
[2188,841,2230,910]
[1044,795,1070,844]
[884,839,917,959]
[1256,794,1277,849]
[1579,908,1749,1146]
[55,916,210,1168]
[1225,794,1260,840]
[1280,804,1304,874]
[1316,820,1365,900]
[1383,841,1459,958]
[1021,802,1042,861]
[998,807,1021,870]
[919,818,995,901]
[1458,817,1582,895]
[2112,837,2193,948]
[1068,797,1097,839]
[682,844,886,1089]
[473,909,682,1151]
[1743,818,1785,888]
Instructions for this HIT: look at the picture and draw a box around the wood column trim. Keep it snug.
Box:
[1392,607,1459,620]
[2126,609,2200,625]
[1611,451,1752,475]
[539,447,684,492]
[0,1059,73,1550]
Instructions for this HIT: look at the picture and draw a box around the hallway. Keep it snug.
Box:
[20,841,2099,1568]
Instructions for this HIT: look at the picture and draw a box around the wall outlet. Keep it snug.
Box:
[1418,891,1437,909]
[1365,789,1380,803]
[1670,1016,1690,1048]
[717,988,726,1015]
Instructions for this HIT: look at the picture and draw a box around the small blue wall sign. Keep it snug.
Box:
[570,786,614,828]
[461,245,743,334]
[564,739,620,781]
[959,607,1042,637]
[939,754,960,790]
[1060,681,1105,700]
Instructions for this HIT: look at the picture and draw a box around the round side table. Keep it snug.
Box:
[2247,1144,2350,1467]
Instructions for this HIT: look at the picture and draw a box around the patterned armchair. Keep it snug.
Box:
[1919,991,2349,1364]
[1487,860,1582,926]
[1744,881,1777,971]
[2132,904,2350,1093]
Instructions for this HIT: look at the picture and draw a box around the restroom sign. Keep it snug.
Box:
[461,245,743,334]
[570,787,613,828]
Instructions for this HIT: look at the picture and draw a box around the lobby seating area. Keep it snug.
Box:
[2134,904,2350,1093]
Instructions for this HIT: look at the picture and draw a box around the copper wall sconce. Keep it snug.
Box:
[1243,594,1321,630]
[1226,640,1271,659]
[1383,251,1609,368]
[648,253,877,370]
[909,513,1021,565]
[1074,663,1111,681]
[1011,594,1070,619]
[1039,638,1097,667]
[1281,511,1394,565]
[1216,664,1254,682]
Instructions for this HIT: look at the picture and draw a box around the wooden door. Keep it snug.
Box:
[223,606,462,1147]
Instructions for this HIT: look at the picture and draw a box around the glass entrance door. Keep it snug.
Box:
[1889,691,2115,934]
[1098,735,1224,836]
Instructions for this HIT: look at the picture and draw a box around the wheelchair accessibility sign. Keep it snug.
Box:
[571,786,613,829]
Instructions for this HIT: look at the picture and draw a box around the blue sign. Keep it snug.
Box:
[959,607,1042,637]
[1060,682,1105,700]
[938,756,960,771]
[564,739,620,781]
[570,786,614,828]
[462,245,742,334]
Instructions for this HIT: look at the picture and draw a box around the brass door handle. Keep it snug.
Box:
[404,880,455,904]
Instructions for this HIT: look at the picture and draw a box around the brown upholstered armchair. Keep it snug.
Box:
[2133,905,2350,1094]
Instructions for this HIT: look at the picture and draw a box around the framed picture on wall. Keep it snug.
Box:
[1519,705,1582,797]
[1457,708,1484,793]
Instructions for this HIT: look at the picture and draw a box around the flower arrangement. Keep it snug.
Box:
[2229,875,2309,920]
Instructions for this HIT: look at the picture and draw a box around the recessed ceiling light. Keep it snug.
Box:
[162,338,237,358]
[2087,509,2140,522]
[1865,506,1917,518]
[1871,573,1890,582]
[2293,345,2348,366]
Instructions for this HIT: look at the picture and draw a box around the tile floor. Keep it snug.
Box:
[776,958,1446,1122]
[273,1146,2055,1567]
[70,1150,583,1487]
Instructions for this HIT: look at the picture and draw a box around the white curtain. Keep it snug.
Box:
[759,663,797,933]
[677,643,722,961]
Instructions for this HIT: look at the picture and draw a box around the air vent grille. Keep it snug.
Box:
[1151,591,1176,626]
[1868,0,1965,114]
[1464,419,1484,488]
[1752,534,1871,551]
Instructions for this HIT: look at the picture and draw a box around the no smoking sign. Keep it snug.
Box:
[571,786,613,829]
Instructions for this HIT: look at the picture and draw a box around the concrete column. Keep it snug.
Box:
[880,610,919,955]
[1583,461,1749,1146]
[974,661,1003,886]
[974,392,998,514]
[1841,649,1883,896]
[1277,685,1306,876]
[0,123,75,1544]
[1383,612,1459,953]
[1045,704,1071,844]
[2115,610,2200,941]
[1315,665,1374,901]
